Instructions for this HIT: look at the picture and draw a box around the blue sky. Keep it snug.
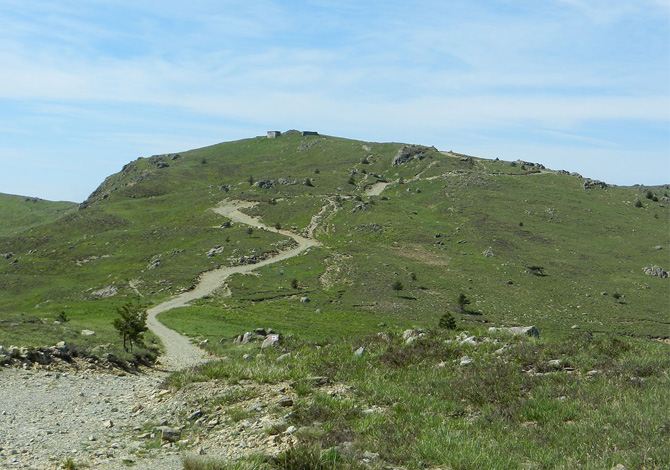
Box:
[1,0,668,202]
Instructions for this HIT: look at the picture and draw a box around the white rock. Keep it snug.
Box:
[459,356,473,366]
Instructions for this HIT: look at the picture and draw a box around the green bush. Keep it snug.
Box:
[438,312,457,329]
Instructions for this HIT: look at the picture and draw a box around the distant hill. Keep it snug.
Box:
[0,193,76,237]
[0,130,668,351]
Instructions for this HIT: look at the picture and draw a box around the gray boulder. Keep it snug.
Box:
[156,426,181,443]
[261,334,280,349]
[643,266,668,278]
[489,326,540,338]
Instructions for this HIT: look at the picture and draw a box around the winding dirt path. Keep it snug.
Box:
[147,199,321,370]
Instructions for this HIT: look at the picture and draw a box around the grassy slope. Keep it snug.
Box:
[0,131,668,351]
[0,193,77,237]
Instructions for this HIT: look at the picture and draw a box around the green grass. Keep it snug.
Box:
[168,328,669,470]
[0,193,76,236]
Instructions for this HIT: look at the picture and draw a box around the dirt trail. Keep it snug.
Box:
[364,181,390,196]
[146,199,321,370]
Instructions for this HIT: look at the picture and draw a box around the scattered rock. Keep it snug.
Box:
[277,398,294,407]
[643,266,668,278]
[276,353,291,362]
[156,426,181,443]
[89,286,118,299]
[402,329,415,340]
[255,179,274,189]
[392,145,431,166]
[583,179,608,190]
[571,325,580,330]
[300,297,310,303]
[147,259,161,270]
[353,347,366,357]
[488,326,540,338]
[459,356,473,366]
[81,330,96,336]
[362,451,380,461]
[261,334,280,349]
[206,246,224,257]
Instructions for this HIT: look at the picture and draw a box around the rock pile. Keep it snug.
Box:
[583,179,609,190]
[0,341,143,372]
[392,145,433,166]
[643,266,668,278]
[231,329,280,348]
[254,178,300,189]
[517,160,546,169]
[488,325,540,338]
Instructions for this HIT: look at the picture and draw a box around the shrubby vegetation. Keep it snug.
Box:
[170,327,670,469]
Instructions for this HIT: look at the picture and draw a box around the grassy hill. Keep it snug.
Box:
[0,193,77,237]
[0,130,668,351]
[1,130,668,469]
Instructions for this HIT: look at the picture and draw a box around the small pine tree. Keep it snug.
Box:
[304,178,313,187]
[247,227,253,238]
[439,312,457,330]
[113,302,148,352]
[291,278,299,289]
[347,175,355,185]
[392,280,404,297]
[248,175,254,185]
[635,200,643,208]
[457,293,471,312]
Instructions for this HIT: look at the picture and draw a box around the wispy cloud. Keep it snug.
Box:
[0,0,667,200]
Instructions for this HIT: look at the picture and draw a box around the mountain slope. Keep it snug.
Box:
[0,193,77,237]
[0,131,668,354]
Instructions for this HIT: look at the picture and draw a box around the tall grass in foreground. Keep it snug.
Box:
[170,329,670,470]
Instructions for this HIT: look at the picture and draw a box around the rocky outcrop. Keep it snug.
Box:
[89,286,118,299]
[643,266,668,278]
[515,160,546,170]
[488,326,540,338]
[254,178,299,189]
[392,145,433,166]
[583,179,608,190]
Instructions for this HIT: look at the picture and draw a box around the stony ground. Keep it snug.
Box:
[0,361,317,469]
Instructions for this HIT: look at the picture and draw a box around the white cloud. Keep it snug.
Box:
[0,0,667,199]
